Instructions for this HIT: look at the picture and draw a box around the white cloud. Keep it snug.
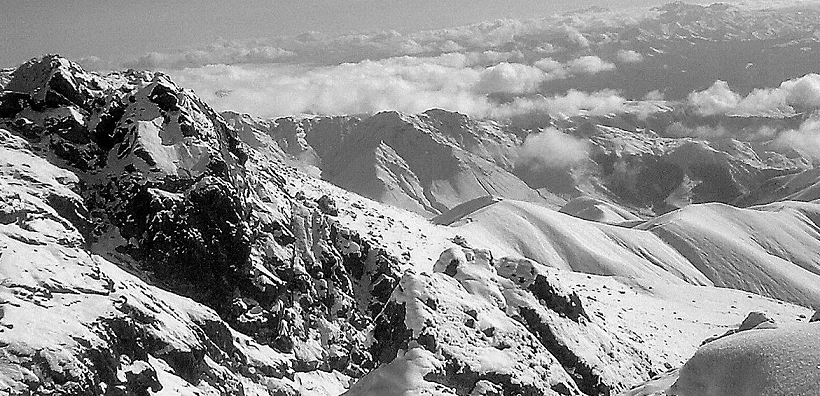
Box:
[533,57,563,72]
[113,7,654,71]
[616,49,644,63]
[687,80,741,116]
[687,74,820,116]
[126,40,295,69]
[170,59,493,118]
[566,56,616,75]
[169,53,638,120]
[773,116,820,159]
[559,25,590,48]
[126,8,665,121]
[644,90,665,100]
[782,74,820,109]
[475,62,548,94]
[491,90,633,119]
[532,55,617,80]
[515,128,589,171]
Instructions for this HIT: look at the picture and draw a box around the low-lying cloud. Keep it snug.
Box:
[475,62,550,94]
[687,80,742,116]
[115,7,652,70]
[126,40,295,69]
[773,116,820,159]
[169,52,630,119]
[566,56,616,75]
[616,49,644,64]
[515,128,590,171]
[688,74,820,116]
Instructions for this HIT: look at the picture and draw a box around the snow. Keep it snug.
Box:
[342,348,454,396]
[669,323,820,396]
[295,370,352,396]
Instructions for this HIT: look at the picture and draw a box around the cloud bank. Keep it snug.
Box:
[688,74,820,116]
[118,7,652,70]
[169,52,630,119]
[93,6,658,120]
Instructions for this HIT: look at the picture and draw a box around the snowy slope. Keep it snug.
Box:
[669,322,820,396]
[438,197,820,307]
[349,247,810,395]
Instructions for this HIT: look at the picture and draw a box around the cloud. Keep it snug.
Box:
[559,25,590,48]
[515,128,589,171]
[171,60,492,118]
[772,116,820,159]
[474,62,548,94]
[616,49,644,63]
[687,74,820,116]
[565,56,616,75]
[112,6,654,71]
[687,80,741,116]
[169,53,640,120]
[644,90,665,100]
[126,7,664,121]
[533,57,563,72]
[782,74,820,109]
[490,90,637,119]
[125,40,295,69]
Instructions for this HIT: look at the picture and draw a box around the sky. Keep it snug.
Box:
[0,0,719,68]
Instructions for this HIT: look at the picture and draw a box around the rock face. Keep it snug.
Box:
[1,55,817,396]
[0,55,388,395]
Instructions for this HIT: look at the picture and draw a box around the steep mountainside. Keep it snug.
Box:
[224,109,556,217]
[1,55,818,396]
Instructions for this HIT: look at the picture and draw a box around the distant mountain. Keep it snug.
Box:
[224,106,813,220]
[224,109,557,216]
[540,2,820,99]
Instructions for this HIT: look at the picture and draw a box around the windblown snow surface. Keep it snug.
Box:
[668,323,820,396]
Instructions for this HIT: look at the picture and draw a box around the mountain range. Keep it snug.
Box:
[4,3,820,394]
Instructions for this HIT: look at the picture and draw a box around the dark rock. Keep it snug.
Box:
[147,83,178,112]
[317,195,339,216]
[529,275,589,322]
[519,306,611,396]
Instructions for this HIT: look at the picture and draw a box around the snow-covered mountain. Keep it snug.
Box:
[223,105,815,220]
[2,55,819,396]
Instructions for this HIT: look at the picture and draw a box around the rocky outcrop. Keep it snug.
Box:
[0,55,449,395]
[0,55,390,394]
[0,127,294,395]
